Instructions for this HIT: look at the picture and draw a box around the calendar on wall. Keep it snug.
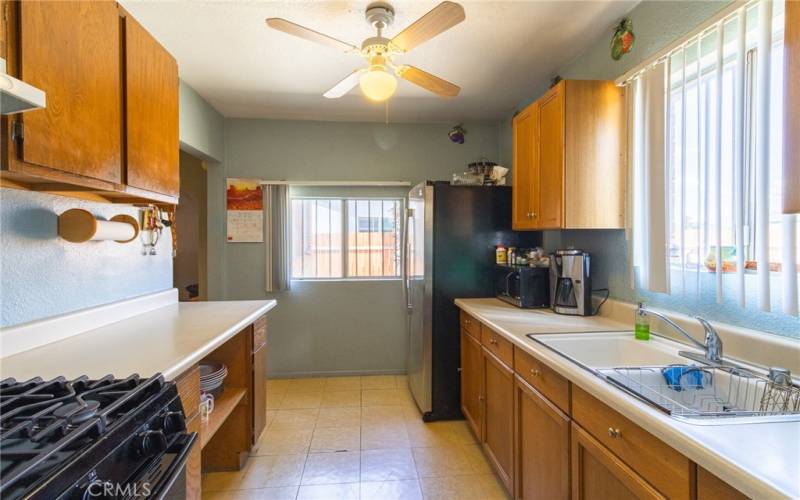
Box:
[226,178,263,242]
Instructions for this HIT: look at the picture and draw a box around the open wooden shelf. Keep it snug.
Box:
[200,387,246,449]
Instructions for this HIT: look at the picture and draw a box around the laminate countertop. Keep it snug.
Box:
[455,298,800,500]
[0,296,276,382]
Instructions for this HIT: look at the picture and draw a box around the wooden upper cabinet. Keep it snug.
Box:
[482,349,514,493]
[512,102,539,230]
[514,376,569,500]
[18,0,122,184]
[537,84,565,229]
[563,80,626,228]
[460,329,483,440]
[511,79,626,230]
[784,0,799,214]
[125,14,179,197]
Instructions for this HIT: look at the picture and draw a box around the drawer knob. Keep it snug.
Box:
[491,338,498,345]
[465,319,471,324]
[479,395,485,401]
[607,427,621,438]
[530,369,540,376]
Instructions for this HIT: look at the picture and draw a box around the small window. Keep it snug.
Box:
[291,198,402,279]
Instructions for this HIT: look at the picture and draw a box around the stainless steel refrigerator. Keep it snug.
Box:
[403,181,541,421]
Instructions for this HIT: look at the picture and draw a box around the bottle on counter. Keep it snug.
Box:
[635,302,650,340]
[496,244,507,265]
[507,247,516,265]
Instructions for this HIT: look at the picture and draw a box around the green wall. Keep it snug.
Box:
[501,0,798,337]
[212,118,502,376]
[179,80,225,162]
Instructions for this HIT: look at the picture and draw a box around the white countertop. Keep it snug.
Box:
[455,298,800,500]
[0,298,276,381]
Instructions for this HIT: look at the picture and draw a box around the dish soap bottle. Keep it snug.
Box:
[635,302,650,340]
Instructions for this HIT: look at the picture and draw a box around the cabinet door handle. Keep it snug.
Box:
[607,427,621,438]
[465,319,471,324]
[478,395,485,401]
[530,368,540,376]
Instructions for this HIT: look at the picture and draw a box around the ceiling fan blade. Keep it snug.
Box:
[323,70,363,99]
[266,18,358,53]
[397,65,460,97]
[389,1,465,52]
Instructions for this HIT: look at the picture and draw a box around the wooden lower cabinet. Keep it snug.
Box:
[571,386,691,499]
[697,467,748,500]
[456,307,749,500]
[482,348,514,492]
[251,341,267,447]
[571,423,664,500]
[460,329,483,439]
[514,376,570,500]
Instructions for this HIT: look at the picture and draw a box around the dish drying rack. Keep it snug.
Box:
[597,365,800,419]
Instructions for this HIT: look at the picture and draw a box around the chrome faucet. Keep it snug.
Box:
[637,303,724,365]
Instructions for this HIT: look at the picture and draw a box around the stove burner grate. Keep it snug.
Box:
[0,374,166,499]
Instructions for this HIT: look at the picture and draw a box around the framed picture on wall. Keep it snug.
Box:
[226,178,263,242]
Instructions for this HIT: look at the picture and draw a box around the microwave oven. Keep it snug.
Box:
[494,264,550,309]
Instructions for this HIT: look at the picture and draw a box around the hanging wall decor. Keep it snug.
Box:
[611,18,635,61]
[448,124,466,144]
[226,178,264,242]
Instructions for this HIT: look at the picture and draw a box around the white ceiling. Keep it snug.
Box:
[121,0,637,123]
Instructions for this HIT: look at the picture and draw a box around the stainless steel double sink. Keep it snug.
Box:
[527,332,800,425]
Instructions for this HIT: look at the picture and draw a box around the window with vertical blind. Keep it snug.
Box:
[628,0,798,316]
[290,198,402,279]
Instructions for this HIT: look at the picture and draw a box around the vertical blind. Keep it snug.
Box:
[627,0,798,316]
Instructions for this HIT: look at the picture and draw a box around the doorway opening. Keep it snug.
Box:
[173,150,208,301]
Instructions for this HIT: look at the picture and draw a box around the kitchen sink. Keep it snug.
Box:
[527,331,693,368]
[528,331,800,424]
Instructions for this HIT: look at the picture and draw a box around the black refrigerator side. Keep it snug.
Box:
[428,183,541,421]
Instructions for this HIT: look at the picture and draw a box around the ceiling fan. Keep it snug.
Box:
[266,1,465,102]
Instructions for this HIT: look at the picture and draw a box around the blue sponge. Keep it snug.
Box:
[661,365,706,391]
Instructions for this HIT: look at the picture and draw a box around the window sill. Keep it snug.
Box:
[290,277,402,283]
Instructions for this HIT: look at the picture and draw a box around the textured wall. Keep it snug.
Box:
[179,80,225,162]
[0,189,173,327]
[212,118,502,376]
[500,0,799,337]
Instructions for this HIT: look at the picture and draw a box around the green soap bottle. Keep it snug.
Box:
[634,302,650,340]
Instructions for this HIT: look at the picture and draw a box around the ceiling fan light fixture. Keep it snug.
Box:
[359,66,397,102]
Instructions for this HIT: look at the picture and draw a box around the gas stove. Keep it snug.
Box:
[0,374,197,500]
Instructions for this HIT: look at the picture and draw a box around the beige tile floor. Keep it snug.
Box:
[202,375,510,500]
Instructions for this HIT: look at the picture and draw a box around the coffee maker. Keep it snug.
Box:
[549,249,592,316]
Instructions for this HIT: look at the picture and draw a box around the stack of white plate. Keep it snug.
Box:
[200,362,227,396]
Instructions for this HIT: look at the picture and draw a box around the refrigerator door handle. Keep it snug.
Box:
[403,208,413,311]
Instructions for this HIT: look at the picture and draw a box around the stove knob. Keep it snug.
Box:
[137,429,168,457]
[162,411,186,433]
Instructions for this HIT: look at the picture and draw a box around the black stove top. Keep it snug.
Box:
[0,374,194,500]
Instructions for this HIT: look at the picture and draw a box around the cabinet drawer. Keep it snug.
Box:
[460,310,479,338]
[253,315,267,352]
[572,386,691,499]
[514,348,570,414]
[175,365,200,420]
[481,324,514,367]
